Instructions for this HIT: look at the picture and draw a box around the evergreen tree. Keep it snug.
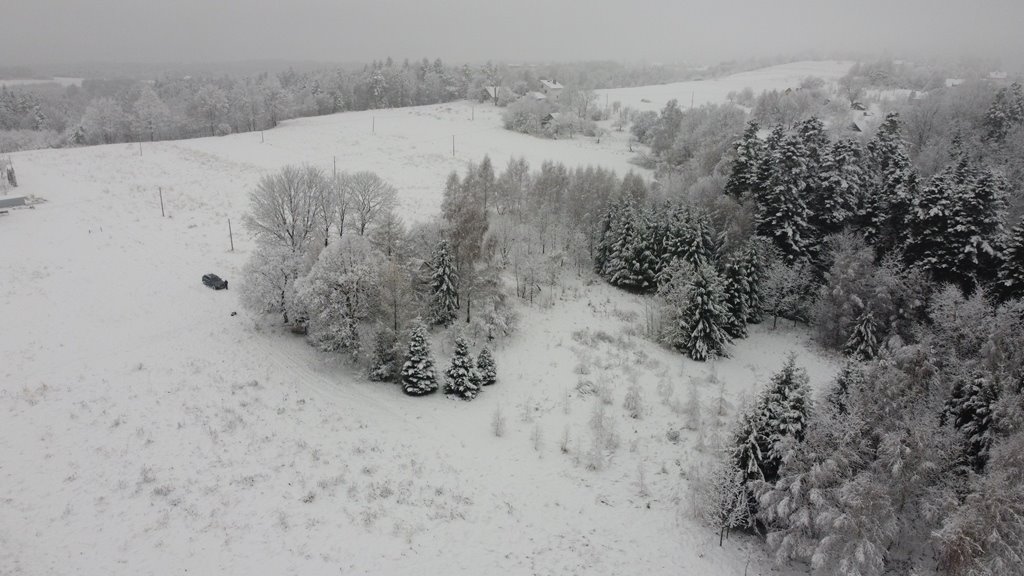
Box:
[844,309,879,360]
[998,218,1024,300]
[733,407,768,483]
[944,372,1000,472]
[429,239,459,326]
[478,155,495,212]
[905,150,1006,291]
[985,87,1014,142]
[796,117,829,201]
[862,112,917,257]
[476,346,497,386]
[741,240,768,324]
[757,354,812,482]
[813,138,865,235]
[444,336,479,400]
[369,326,399,382]
[401,320,438,396]
[677,264,732,361]
[656,203,691,278]
[686,212,717,269]
[599,197,658,292]
[755,131,815,263]
[725,121,764,200]
[721,256,750,339]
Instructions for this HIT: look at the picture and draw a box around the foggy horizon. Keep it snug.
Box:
[5,0,1024,69]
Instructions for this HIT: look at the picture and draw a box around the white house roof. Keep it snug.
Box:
[540,79,563,90]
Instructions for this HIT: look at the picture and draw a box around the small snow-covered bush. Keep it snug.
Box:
[623,384,644,419]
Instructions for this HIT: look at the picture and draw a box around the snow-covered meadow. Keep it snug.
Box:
[1,62,843,575]
[597,60,853,112]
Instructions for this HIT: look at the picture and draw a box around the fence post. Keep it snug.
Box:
[159,187,165,217]
[228,218,234,251]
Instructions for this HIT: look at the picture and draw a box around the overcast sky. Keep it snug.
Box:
[4,0,1024,67]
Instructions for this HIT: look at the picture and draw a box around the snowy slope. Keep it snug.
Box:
[598,60,854,112]
[1,63,840,576]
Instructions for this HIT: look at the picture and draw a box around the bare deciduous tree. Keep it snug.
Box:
[244,165,325,253]
[343,171,397,236]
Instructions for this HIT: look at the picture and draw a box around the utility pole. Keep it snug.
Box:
[159,187,165,217]
[372,117,376,134]
[333,156,337,179]
[228,218,234,251]
[261,130,264,143]
[452,135,455,157]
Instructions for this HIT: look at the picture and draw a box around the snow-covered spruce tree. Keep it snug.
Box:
[998,218,1024,301]
[756,354,811,482]
[904,150,1006,292]
[724,121,764,201]
[985,86,1016,142]
[844,309,879,361]
[428,239,459,326]
[676,264,732,361]
[732,405,768,484]
[476,346,497,386]
[685,212,717,269]
[754,130,815,264]
[720,255,750,339]
[740,239,768,324]
[368,326,399,382]
[444,336,479,400]
[813,138,865,236]
[796,117,829,196]
[944,371,1000,472]
[401,320,438,396]
[862,112,917,258]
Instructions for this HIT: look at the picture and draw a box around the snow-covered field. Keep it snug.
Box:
[1,62,840,575]
[598,60,854,112]
[0,77,84,88]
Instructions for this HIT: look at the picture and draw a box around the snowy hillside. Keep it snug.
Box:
[598,60,854,112]
[1,63,841,575]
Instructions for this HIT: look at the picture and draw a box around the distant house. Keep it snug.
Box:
[848,121,864,133]
[483,86,501,105]
[539,79,564,101]
[541,112,562,128]
[851,101,867,111]
[945,78,965,88]
[989,71,1009,80]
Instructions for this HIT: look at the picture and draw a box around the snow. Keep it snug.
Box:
[597,60,854,112]
[1,61,842,575]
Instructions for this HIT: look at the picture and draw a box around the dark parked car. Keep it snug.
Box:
[202,274,228,290]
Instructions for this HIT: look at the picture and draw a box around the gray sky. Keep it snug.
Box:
[5,0,1024,67]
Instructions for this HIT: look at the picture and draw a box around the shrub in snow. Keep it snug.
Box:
[444,337,479,400]
[694,462,750,546]
[623,384,644,419]
[491,405,506,437]
[400,320,438,396]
